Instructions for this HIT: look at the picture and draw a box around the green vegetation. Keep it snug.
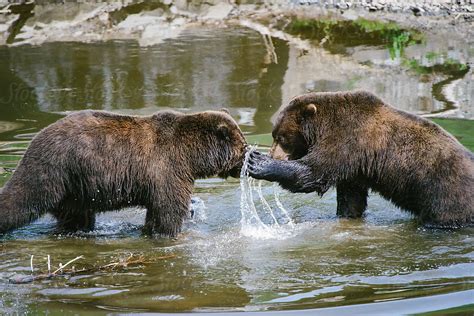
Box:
[353,18,401,32]
[403,57,469,75]
[346,75,363,90]
[245,133,273,147]
[0,141,24,185]
[388,32,411,59]
[285,17,423,59]
[425,51,439,63]
[286,18,338,36]
[0,173,10,187]
[432,118,474,151]
[353,18,423,59]
[415,304,474,316]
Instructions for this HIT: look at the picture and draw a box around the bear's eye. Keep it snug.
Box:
[277,136,287,145]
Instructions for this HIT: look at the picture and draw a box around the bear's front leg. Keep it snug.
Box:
[53,208,96,233]
[143,199,189,238]
[248,151,329,194]
[336,180,368,218]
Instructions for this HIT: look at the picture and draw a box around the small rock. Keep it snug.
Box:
[464,14,474,22]
[170,5,179,15]
[0,167,5,174]
[375,3,384,10]
[368,5,378,12]
[390,5,402,13]
[411,6,424,16]
[203,2,234,20]
[336,2,349,10]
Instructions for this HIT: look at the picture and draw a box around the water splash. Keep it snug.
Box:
[257,180,279,226]
[239,148,270,235]
[239,147,295,239]
[190,197,207,222]
[274,183,294,228]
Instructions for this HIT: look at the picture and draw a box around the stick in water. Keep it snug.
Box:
[47,255,51,273]
[52,256,84,275]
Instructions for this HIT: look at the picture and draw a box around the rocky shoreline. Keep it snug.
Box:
[0,1,472,46]
[296,0,473,16]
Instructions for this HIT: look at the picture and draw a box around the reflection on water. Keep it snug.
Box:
[0,27,288,136]
[284,18,424,58]
[0,24,473,314]
[279,18,473,118]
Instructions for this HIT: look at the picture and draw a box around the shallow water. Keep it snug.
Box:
[0,23,473,314]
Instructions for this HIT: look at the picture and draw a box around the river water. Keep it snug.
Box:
[0,21,473,315]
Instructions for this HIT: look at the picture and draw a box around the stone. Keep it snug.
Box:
[139,23,184,47]
[368,5,378,12]
[203,2,233,20]
[411,6,424,16]
[336,2,349,10]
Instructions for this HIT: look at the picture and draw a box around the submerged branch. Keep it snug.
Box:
[9,253,175,284]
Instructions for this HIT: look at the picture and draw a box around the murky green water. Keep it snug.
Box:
[0,23,473,315]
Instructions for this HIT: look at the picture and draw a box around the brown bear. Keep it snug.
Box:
[248,91,474,227]
[0,109,246,237]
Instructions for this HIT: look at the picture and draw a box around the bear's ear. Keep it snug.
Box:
[217,123,231,141]
[220,108,230,114]
[303,103,317,117]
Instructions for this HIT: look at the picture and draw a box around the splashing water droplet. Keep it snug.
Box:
[239,147,295,239]
[274,183,294,227]
[257,180,279,227]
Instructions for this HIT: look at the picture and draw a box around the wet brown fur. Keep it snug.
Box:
[0,110,246,236]
[271,90,474,227]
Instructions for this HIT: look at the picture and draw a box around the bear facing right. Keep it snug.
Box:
[0,109,246,237]
[248,90,473,227]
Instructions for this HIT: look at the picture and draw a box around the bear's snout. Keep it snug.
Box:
[270,143,289,161]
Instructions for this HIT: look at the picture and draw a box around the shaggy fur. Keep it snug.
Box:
[0,110,246,236]
[248,90,474,227]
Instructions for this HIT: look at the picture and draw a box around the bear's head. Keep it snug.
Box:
[270,99,317,161]
[270,91,382,161]
[176,110,247,179]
